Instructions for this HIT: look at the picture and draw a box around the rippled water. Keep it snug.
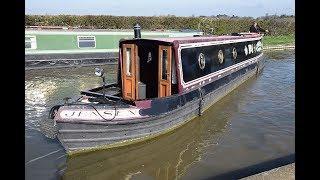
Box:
[25,50,295,180]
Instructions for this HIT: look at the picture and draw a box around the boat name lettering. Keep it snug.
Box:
[244,46,248,56]
[248,44,254,54]
[256,41,262,52]
[60,109,143,120]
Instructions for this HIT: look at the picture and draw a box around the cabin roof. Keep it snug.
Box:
[120,33,262,45]
[148,33,262,44]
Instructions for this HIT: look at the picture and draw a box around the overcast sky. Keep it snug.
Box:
[25,0,295,18]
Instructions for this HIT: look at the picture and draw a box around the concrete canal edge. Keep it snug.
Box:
[208,154,294,179]
[264,44,295,51]
[241,163,295,179]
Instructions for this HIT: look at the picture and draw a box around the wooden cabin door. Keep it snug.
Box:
[158,46,172,97]
[122,44,138,100]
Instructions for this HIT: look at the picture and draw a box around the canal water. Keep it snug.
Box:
[25,50,295,180]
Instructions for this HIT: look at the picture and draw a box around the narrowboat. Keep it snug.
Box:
[25,26,203,70]
[47,29,265,155]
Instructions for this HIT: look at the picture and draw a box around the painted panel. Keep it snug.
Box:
[28,34,170,51]
[36,35,78,50]
[180,40,262,83]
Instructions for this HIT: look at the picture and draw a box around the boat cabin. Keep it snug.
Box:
[81,33,263,104]
[119,39,176,101]
[118,33,263,102]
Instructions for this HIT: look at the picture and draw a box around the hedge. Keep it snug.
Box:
[25,15,295,36]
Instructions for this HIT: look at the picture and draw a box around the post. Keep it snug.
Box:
[134,24,141,39]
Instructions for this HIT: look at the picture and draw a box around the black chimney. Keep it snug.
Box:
[134,24,141,39]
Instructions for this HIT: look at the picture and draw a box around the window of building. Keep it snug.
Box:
[25,36,37,49]
[77,36,96,48]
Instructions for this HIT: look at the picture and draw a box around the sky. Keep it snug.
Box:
[25,0,295,18]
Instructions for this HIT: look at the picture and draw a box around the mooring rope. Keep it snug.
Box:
[65,97,119,121]
[25,149,63,166]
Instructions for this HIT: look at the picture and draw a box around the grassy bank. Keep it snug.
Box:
[263,35,295,46]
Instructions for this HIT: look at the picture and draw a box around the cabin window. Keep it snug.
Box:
[25,36,37,49]
[77,36,96,48]
[126,48,132,76]
[162,49,168,80]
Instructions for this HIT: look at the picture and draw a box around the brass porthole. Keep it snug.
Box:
[198,53,205,70]
[244,46,248,56]
[232,47,237,60]
[218,50,224,64]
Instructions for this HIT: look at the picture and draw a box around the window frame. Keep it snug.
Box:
[125,47,132,76]
[161,48,168,80]
[77,36,96,49]
[25,35,37,50]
